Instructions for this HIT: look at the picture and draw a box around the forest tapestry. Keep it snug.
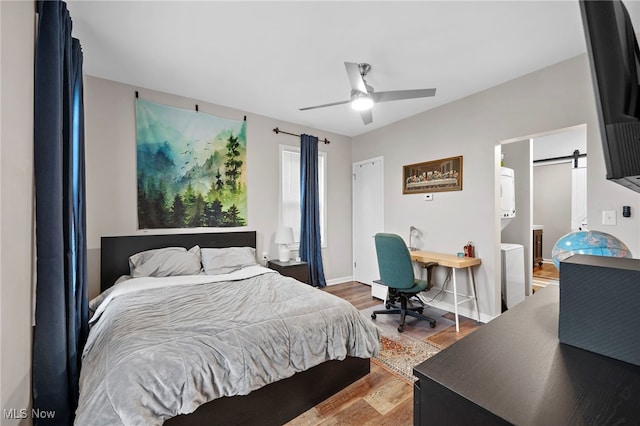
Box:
[136,99,247,228]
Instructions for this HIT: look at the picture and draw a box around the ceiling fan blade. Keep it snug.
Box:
[360,108,372,125]
[344,62,368,94]
[372,88,437,103]
[299,99,350,111]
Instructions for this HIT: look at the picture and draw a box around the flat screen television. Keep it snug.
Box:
[580,0,640,192]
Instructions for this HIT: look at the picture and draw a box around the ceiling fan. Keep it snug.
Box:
[299,62,437,125]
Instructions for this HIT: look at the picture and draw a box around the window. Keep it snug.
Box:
[280,145,327,247]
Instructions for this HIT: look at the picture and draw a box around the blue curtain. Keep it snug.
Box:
[33,1,88,424]
[299,134,326,287]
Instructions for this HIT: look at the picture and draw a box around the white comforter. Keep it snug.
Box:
[75,267,380,425]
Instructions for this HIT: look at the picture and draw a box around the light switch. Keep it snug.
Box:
[602,210,617,225]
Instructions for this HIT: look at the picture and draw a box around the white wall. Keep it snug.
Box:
[1,0,35,422]
[352,54,640,321]
[532,125,587,162]
[84,76,354,298]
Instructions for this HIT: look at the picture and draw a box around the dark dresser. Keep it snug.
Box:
[267,259,309,284]
[413,285,640,425]
[533,228,543,267]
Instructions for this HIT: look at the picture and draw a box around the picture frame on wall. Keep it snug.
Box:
[403,156,463,194]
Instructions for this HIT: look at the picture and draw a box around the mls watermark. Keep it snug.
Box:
[3,408,56,420]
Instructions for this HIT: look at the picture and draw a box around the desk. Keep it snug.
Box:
[410,250,481,332]
[413,286,640,425]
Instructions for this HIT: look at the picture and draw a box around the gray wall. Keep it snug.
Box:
[352,54,640,321]
[533,162,572,258]
[84,76,354,299]
[501,139,533,295]
[1,0,35,422]
[501,139,532,250]
[532,126,587,260]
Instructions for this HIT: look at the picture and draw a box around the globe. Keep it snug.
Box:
[551,230,632,269]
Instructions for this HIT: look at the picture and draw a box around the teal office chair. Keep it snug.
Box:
[371,233,437,332]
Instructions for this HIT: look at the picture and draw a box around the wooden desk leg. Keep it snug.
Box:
[467,266,480,323]
[452,267,459,332]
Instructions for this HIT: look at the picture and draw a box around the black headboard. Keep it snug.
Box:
[100,231,257,292]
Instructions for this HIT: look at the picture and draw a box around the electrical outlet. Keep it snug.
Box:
[424,194,433,201]
[602,210,617,226]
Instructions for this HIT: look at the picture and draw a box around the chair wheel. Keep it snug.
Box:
[430,321,436,328]
[371,313,377,320]
[397,325,404,333]
[416,308,424,314]
[385,303,392,309]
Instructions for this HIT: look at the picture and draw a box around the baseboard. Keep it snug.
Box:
[419,292,492,324]
[532,277,559,286]
[326,276,353,286]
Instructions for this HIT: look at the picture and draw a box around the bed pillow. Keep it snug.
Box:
[201,247,257,275]
[129,245,202,278]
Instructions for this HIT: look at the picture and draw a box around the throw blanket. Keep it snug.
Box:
[75,268,380,425]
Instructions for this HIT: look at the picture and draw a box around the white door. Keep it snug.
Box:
[571,166,587,230]
[352,158,384,298]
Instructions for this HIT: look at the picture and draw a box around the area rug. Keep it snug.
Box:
[372,330,441,382]
[361,306,442,382]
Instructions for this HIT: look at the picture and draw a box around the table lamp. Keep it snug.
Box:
[275,226,294,262]
[409,226,421,251]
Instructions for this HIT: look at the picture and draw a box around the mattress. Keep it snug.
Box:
[75,266,380,425]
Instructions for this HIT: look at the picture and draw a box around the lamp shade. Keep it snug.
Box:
[274,226,294,244]
[409,225,421,251]
[275,226,294,262]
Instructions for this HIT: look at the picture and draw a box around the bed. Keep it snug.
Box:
[75,231,379,426]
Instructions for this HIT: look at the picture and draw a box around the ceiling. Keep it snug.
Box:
[67,1,597,137]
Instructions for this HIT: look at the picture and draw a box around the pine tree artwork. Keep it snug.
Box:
[136,99,247,228]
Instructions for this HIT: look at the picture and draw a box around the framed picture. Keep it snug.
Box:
[403,156,463,194]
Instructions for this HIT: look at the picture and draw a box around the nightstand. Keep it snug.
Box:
[267,259,309,284]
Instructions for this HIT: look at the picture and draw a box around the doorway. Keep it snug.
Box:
[352,157,384,296]
[531,125,587,285]
[499,125,586,295]
[532,129,587,240]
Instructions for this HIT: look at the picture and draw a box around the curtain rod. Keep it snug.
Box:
[273,127,330,144]
[533,150,586,168]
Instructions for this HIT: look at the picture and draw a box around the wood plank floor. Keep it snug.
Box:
[285,281,481,426]
[532,262,559,292]
[533,262,559,279]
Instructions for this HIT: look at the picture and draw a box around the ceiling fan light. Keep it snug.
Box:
[351,95,373,111]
